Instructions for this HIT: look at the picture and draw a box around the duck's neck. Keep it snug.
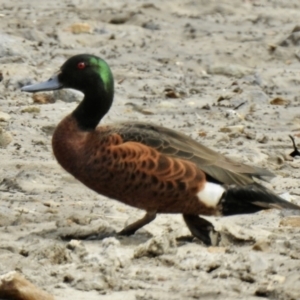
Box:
[72,86,113,131]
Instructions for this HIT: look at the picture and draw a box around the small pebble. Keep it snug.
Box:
[134,234,177,258]
[0,111,11,122]
[21,106,40,113]
[0,128,12,147]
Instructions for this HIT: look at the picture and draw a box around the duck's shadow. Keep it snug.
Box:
[27,224,156,246]
[25,223,201,247]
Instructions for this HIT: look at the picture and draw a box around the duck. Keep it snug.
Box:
[21,54,300,245]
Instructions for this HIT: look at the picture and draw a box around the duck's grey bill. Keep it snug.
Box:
[21,75,62,92]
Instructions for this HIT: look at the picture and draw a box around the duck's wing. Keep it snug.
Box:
[110,122,274,186]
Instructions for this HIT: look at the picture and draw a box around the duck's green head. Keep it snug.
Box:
[22,54,115,130]
[21,54,114,97]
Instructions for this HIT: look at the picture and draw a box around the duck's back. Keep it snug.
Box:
[103,121,273,186]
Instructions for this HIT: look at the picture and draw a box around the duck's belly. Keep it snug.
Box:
[72,165,217,216]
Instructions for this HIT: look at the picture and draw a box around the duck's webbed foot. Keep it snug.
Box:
[118,210,157,236]
[183,214,219,246]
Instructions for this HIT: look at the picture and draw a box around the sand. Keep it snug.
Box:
[1,0,300,299]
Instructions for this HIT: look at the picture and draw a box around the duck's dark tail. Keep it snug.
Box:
[220,183,300,216]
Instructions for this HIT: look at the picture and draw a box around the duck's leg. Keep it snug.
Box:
[118,210,157,236]
[183,214,217,246]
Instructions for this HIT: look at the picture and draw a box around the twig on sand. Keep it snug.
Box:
[0,271,55,300]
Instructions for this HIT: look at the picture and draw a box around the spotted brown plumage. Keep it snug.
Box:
[52,116,212,216]
[21,54,300,245]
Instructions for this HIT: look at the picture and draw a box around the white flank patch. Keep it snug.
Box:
[197,182,225,208]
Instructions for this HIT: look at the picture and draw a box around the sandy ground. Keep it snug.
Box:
[1,0,300,299]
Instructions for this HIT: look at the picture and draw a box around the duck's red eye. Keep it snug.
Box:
[77,62,86,69]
